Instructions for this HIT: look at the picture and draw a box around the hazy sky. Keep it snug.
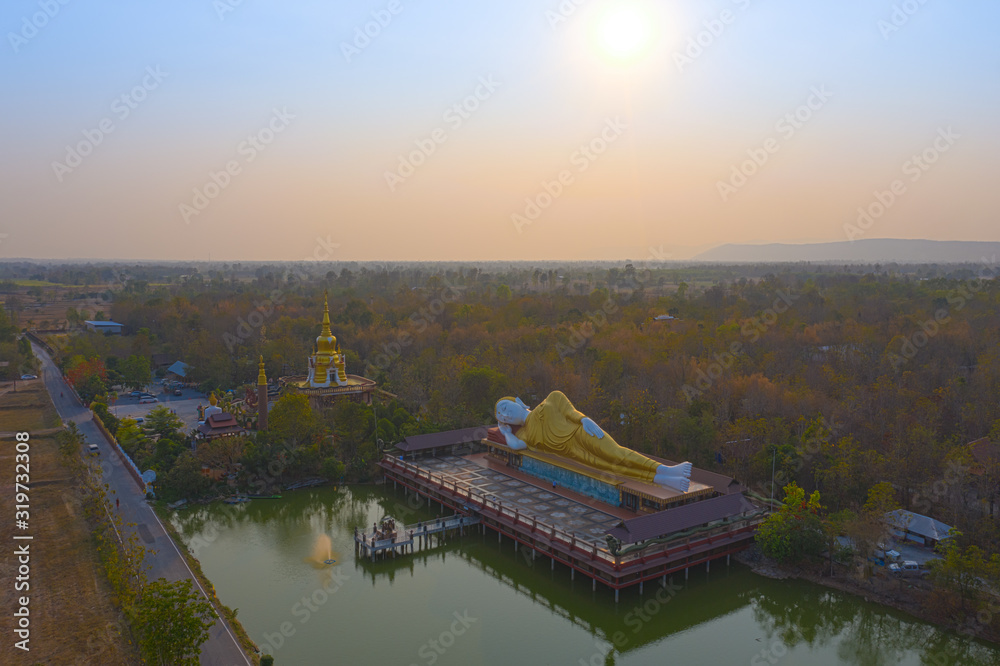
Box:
[2,1,998,261]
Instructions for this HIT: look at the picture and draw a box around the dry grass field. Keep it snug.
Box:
[1,292,109,331]
[0,388,140,664]
[0,382,62,433]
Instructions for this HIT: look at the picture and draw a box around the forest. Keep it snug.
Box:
[4,259,999,559]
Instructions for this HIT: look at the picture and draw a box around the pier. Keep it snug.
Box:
[379,453,767,601]
[354,514,481,560]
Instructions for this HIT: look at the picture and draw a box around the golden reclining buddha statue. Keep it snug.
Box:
[495,391,693,493]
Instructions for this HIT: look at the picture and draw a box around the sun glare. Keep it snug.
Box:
[595,4,653,63]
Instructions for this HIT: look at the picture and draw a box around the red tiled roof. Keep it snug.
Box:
[197,412,245,437]
[398,427,492,452]
[607,493,756,544]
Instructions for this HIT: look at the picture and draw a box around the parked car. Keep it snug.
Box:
[20,374,38,380]
[134,417,145,424]
[174,389,183,396]
[139,396,158,404]
[130,390,143,397]
[87,443,100,455]
[889,561,929,578]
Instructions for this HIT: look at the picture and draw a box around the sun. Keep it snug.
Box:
[595,3,654,63]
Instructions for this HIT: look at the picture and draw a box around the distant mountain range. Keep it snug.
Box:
[694,239,1000,264]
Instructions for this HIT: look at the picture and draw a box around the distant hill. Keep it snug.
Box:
[694,239,1000,264]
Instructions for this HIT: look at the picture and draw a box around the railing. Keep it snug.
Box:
[355,514,479,549]
[92,409,147,493]
[381,454,763,571]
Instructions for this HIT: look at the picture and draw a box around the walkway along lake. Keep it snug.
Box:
[169,485,1000,665]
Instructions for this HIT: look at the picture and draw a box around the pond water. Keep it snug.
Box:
[170,486,1000,666]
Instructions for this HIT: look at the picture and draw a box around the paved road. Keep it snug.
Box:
[32,343,253,666]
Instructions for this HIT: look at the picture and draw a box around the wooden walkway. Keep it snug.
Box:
[380,455,766,600]
[354,515,481,560]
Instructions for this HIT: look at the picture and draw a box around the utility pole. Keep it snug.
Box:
[770,447,776,506]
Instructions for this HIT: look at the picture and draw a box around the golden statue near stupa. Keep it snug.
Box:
[495,391,693,492]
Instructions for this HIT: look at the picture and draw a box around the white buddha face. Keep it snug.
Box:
[496,399,529,426]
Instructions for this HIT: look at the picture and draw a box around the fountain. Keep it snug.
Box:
[306,533,340,567]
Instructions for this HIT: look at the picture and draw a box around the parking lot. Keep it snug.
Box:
[111,385,212,431]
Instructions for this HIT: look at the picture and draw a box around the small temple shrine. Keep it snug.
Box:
[279,293,377,407]
[196,392,247,440]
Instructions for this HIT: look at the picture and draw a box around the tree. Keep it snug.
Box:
[67,356,108,403]
[162,451,212,501]
[0,306,17,342]
[756,483,826,564]
[121,353,152,391]
[321,456,346,481]
[269,394,325,449]
[133,578,215,666]
[57,421,85,458]
[116,419,149,458]
[144,405,186,440]
[843,482,900,579]
[930,530,1000,616]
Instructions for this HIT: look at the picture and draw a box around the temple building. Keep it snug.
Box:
[279,293,377,407]
[196,393,246,440]
[376,390,766,601]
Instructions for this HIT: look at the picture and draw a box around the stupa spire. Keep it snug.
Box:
[320,290,333,338]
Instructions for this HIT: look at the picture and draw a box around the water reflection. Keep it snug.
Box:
[170,486,1000,666]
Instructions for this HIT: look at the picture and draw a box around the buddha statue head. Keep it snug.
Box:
[496,396,530,426]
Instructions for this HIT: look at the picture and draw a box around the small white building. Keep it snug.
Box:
[84,320,124,335]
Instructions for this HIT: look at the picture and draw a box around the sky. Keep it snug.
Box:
[1,0,998,262]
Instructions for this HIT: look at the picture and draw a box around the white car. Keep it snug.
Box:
[139,396,158,404]
[87,443,100,455]
[889,561,928,578]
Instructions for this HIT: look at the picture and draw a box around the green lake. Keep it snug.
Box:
[169,486,1000,666]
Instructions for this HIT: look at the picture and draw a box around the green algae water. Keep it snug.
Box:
[170,486,1000,666]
